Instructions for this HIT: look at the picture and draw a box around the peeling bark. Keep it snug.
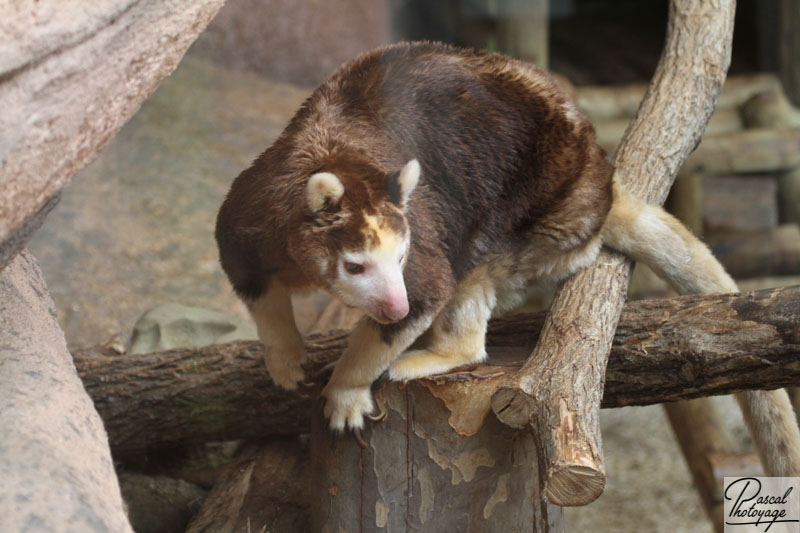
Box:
[309,382,562,532]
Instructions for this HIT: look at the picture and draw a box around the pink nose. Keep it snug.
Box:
[380,294,409,322]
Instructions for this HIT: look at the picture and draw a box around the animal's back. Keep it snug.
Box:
[293,42,614,281]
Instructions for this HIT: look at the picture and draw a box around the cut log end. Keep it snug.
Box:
[490,385,532,429]
[545,464,606,507]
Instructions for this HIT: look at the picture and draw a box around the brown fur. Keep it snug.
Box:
[216,42,613,333]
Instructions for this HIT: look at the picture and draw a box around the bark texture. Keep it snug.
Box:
[489,0,736,507]
[0,0,225,271]
[310,382,562,533]
[0,251,132,532]
[73,286,800,455]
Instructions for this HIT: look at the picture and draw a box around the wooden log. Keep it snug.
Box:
[665,167,729,533]
[73,286,800,455]
[664,401,736,533]
[593,108,742,148]
[186,437,311,533]
[495,0,549,68]
[490,0,735,507]
[740,88,800,129]
[683,128,800,175]
[75,340,319,455]
[780,0,800,106]
[738,275,800,291]
[702,175,778,233]
[778,167,800,225]
[666,172,703,235]
[710,224,800,279]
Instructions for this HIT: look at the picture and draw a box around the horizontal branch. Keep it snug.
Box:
[73,286,800,455]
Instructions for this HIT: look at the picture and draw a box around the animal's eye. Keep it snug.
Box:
[344,262,365,275]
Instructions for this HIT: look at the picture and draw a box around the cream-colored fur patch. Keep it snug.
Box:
[323,310,441,429]
[307,171,344,211]
[249,282,305,390]
[363,213,406,257]
[397,159,420,206]
[389,267,494,380]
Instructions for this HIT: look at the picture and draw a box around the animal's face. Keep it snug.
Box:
[290,159,420,324]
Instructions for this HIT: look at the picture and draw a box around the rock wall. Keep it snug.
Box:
[0,251,132,532]
[0,0,225,271]
[191,0,391,87]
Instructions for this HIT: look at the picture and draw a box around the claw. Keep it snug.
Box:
[354,427,368,449]
[367,407,386,423]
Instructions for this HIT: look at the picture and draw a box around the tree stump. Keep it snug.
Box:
[310,380,563,532]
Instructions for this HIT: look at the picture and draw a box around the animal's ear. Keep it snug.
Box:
[386,159,420,208]
[307,172,344,212]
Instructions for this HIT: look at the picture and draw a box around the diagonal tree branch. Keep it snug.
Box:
[489,0,736,506]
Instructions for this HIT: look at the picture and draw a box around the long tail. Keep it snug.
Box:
[602,179,800,476]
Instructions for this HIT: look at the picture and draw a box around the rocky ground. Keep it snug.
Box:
[27,50,751,532]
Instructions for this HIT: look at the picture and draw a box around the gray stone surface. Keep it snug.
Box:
[191,0,391,87]
[130,302,257,354]
[118,472,206,533]
[0,251,132,532]
[0,0,225,272]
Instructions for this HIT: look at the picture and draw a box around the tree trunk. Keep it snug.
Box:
[309,382,562,533]
[489,0,736,507]
[73,286,800,456]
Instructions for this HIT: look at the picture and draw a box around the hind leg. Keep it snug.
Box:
[388,268,496,381]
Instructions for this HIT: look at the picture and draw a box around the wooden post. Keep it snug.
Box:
[666,172,703,235]
[495,0,549,68]
[780,0,800,106]
[664,401,747,533]
[311,381,563,532]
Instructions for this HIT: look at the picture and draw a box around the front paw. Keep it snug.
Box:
[388,349,453,381]
[322,385,374,431]
[388,348,485,381]
[264,346,305,390]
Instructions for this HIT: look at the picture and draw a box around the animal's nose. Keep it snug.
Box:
[380,293,409,322]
